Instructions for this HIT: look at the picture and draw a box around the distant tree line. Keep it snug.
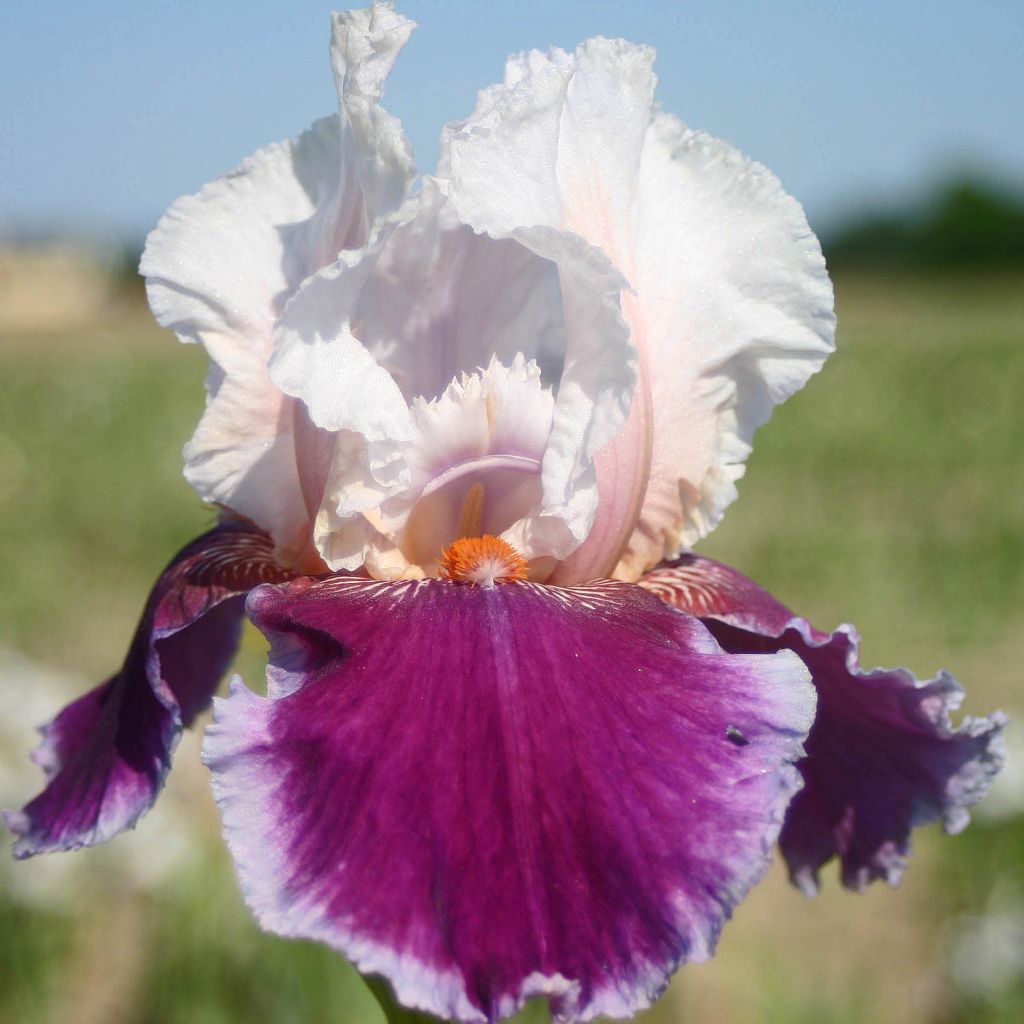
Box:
[823,176,1024,269]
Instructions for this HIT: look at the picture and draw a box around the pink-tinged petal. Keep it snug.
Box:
[141,116,343,568]
[205,576,814,1022]
[610,118,834,576]
[271,180,634,572]
[140,3,415,568]
[4,523,291,858]
[447,41,834,581]
[640,556,1007,894]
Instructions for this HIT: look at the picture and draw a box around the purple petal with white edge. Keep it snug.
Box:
[205,575,814,1023]
[4,521,291,858]
[640,555,1007,894]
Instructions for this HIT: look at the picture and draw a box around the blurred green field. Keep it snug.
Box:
[0,270,1021,1023]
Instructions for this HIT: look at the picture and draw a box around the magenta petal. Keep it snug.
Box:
[205,576,814,1023]
[640,556,1007,894]
[4,521,289,858]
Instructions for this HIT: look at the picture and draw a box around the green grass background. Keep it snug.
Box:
[0,271,1021,1022]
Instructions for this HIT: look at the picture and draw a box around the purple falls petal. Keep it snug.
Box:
[4,520,291,858]
[640,555,1008,894]
[204,575,815,1023]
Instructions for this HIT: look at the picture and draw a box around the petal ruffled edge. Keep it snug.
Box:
[612,115,835,575]
[639,555,1008,893]
[330,2,417,229]
[4,521,291,858]
[765,618,1008,893]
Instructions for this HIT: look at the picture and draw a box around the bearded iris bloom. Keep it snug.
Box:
[5,4,1005,1022]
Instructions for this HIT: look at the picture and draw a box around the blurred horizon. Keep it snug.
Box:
[2,0,1022,245]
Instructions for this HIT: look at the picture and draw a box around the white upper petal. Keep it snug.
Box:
[446,39,655,253]
[268,237,416,516]
[139,2,415,567]
[377,355,557,575]
[308,355,556,578]
[350,184,568,403]
[620,113,835,572]
[143,10,833,584]
[330,3,416,230]
[445,38,835,580]
[270,182,633,574]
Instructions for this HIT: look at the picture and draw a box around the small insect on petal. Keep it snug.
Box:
[438,535,529,588]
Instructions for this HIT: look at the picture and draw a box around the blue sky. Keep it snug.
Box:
[1,0,1021,241]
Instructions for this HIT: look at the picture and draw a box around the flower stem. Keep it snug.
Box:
[366,975,447,1023]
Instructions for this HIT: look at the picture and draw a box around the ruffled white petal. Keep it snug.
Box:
[388,355,555,570]
[347,182,568,403]
[142,117,345,568]
[142,116,344,349]
[184,337,314,570]
[140,2,416,567]
[269,243,417,574]
[271,181,632,573]
[513,222,634,560]
[329,2,417,236]
[309,356,554,576]
[446,39,655,254]
[615,113,835,575]
[445,38,835,580]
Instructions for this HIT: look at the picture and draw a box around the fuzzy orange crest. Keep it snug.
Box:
[438,535,529,587]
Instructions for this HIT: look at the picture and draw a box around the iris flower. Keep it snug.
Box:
[6,4,1005,1022]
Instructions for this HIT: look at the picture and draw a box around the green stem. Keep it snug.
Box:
[366,975,447,1024]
